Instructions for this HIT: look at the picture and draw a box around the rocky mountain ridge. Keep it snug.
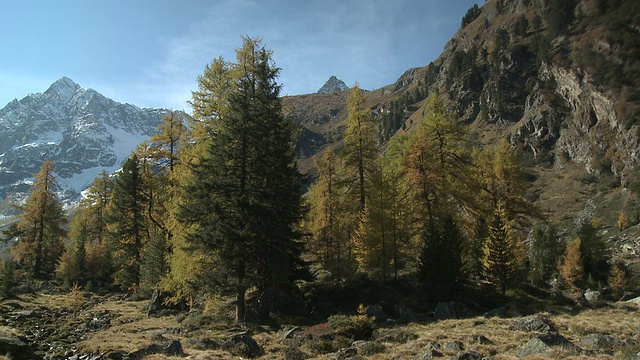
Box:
[285,0,640,230]
[0,77,167,214]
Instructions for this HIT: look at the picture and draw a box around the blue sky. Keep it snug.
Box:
[1,0,481,111]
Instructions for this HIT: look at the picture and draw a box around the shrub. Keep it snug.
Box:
[559,238,584,287]
[327,310,376,340]
[617,210,630,230]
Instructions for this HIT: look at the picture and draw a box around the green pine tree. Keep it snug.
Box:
[107,154,146,291]
[482,203,524,295]
[419,214,464,300]
[179,37,306,323]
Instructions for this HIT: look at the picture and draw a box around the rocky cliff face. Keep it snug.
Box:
[0,77,166,211]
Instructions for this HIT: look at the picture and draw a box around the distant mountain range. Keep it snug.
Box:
[0,77,167,214]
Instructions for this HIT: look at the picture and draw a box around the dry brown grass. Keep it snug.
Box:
[2,292,640,359]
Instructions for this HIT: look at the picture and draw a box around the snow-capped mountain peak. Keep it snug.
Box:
[0,77,168,211]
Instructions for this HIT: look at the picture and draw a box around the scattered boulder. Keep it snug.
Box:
[580,333,622,349]
[584,289,602,302]
[221,333,264,358]
[128,340,183,359]
[509,315,555,333]
[186,337,220,350]
[434,301,473,320]
[485,301,530,318]
[516,333,578,358]
[453,352,485,360]
[352,340,386,356]
[414,348,443,359]
[0,336,38,360]
[469,334,493,345]
[414,341,444,359]
[625,296,640,306]
[443,341,463,352]
[396,301,419,323]
[372,328,418,343]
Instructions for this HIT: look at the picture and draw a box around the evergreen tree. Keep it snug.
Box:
[419,214,464,300]
[406,93,475,224]
[307,148,355,277]
[342,84,377,213]
[482,203,524,295]
[381,134,416,280]
[150,110,187,174]
[353,159,393,281]
[107,155,146,291]
[528,224,562,284]
[179,37,305,323]
[576,220,608,281]
[12,161,66,278]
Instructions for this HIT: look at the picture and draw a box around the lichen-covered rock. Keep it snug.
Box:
[516,333,578,358]
[509,315,555,333]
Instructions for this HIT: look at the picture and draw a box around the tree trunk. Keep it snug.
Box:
[236,286,246,323]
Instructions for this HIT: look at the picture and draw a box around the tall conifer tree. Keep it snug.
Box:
[179,37,305,323]
[107,154,146,291]
[13,161,66,278]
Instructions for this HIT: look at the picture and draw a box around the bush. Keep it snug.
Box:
[327,308,376,340]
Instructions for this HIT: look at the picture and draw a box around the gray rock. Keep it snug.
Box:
[453,352,486,360]
[186,337,220,350]
[434,301,473,320]
[444,341,463,352]
[222,334,264,358]
[626,296,640,306]
[470,334,493,345]
[414,348,443,359]
[396,301,419,323]
[584,289,602,302]
[128,340,183,359]
[509,315,555,333]
[516,333,578,358]
[580,333,622,348]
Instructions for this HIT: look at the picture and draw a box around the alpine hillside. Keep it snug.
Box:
[286,0,640,233]
[0,77,167,215]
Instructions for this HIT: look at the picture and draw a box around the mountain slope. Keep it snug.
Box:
[286,0,640,230]
[0,77,167,213]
